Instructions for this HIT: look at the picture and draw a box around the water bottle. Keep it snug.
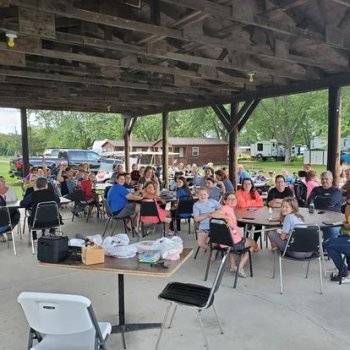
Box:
[309,200,315,214]
[268,207,273,220]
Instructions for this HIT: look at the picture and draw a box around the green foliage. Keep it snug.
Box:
[2,87,350,159]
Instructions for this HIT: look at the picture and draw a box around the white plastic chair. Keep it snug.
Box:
[17,292,111,350]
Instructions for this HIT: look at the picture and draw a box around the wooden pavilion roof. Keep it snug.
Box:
[0,0,350,115]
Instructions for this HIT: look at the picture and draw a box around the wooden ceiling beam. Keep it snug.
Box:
[161,0,348,50]
[5,0,314,80]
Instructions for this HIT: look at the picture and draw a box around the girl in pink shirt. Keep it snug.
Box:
[211,192,256,277]
[302,170,319,200]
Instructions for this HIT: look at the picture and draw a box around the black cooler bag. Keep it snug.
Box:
[37,236,69,263]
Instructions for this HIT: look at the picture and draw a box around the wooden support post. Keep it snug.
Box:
[20,108,30,178]
[328,86,342,186]
[123,116,131,173]
[229,102,239,190]
[162,112,169,189]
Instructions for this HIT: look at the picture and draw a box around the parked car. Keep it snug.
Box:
[9,157,57,178]
[57,149,101,171]
[43,148,64,158]
[96,158,123,183]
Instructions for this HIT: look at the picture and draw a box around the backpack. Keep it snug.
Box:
[293,181,307,207]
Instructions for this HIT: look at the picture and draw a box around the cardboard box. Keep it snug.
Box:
[82,245,105,265]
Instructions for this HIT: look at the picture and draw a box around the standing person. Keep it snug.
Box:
[20,177,60,241]
[0,176,20,242]
[193,187,220,252]
[211,192,257,277]
[324,193,350,283]
[307,170,342,241]
[268,197,313,258]
[267,175,293,208]
[215,169,234,193]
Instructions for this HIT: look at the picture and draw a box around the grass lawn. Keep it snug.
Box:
[0,157,23,198]
[238,157,326,178]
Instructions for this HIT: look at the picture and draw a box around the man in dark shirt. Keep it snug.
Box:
[307,170,342,241]
[267,175,293,208]
[20,177,60,240]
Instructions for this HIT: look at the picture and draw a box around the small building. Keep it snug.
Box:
[101,139,153,153]
[152,137,228,165]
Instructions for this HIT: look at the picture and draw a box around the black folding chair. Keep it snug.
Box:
[0,206,16,255]
[102,199,135,238]
[204,218,253,288]
[173,196,196,237]
[155,246,230,350]
[139,199,165,238]
[29,201,62,255]
[273,224,324,294]
[69,189,98,223]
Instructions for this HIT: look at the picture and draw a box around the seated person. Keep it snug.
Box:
[211,192,257,277]
[56,164,76,197]
[236,178,263,245]
[237,164,249,184]
[205,177,221,202]
[268,197,313,258]
[0,176,20,242]
[20,177,60,240]
[169,176,193,234]
[107,173,143,220]
[80,173,98,204]
[130,164,141,184]
[324,193,350,283]
[140,181,171,231]
[281,169,295,185]
[267,175,293,208]
[254,170,267,184]
[110,164,124,183]
[23,166,38,187]
[193,187,220,252]
[137,166,160,192]
[169,172,184,192]
[266,170,276,187]
[302,170,319,200]
[236,178,264,209]
[307,170,342,241]
[215,169,234,193]
[193,167,214,187]
[124,173,135,191]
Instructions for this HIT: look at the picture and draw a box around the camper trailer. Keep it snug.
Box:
[250,140,285,161]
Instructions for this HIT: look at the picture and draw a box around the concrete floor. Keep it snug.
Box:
[1,208,350,350]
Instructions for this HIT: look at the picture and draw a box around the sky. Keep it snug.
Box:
[0,108,21,134]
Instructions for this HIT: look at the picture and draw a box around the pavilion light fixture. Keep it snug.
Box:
[5,32,17,47]
[248,72,255,83]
